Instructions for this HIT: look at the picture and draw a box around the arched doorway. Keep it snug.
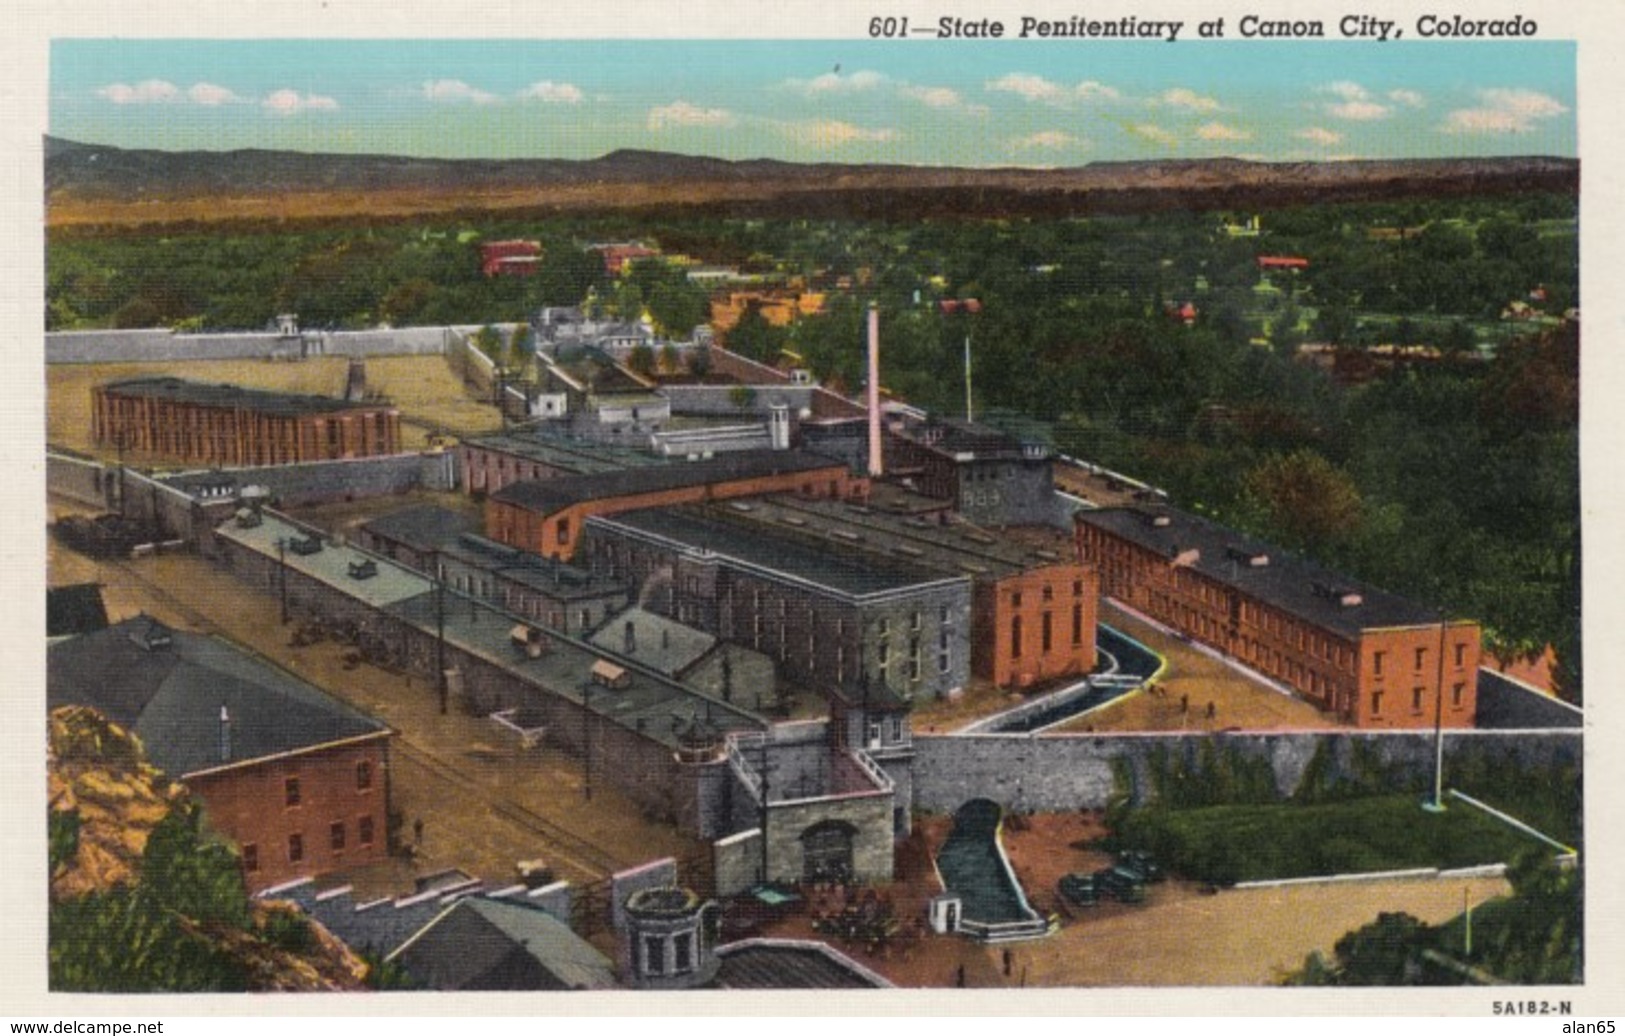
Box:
[800,820,858,884]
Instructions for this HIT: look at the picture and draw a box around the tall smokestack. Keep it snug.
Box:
[867,302,883,477]
[219,704,232,763]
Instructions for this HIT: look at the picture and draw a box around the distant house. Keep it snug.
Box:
[480,240,542,278]
[1256,256,1310,272]
[48,616,394,891]
[389,898,618,991]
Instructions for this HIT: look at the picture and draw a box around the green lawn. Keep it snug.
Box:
[1115,794,1549,885]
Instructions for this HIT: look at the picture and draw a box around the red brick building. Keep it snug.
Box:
[480,239,542,277]
[1075,507,1479,729]
[486,450,866,560]
[93,377,401,467]
[48,616,394,892]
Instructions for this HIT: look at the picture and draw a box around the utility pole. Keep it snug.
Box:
[277,536,289,625]
[435,558,448,716]
[1427,610,1449,812]
[583,682,595,801]
[758,740,771,887]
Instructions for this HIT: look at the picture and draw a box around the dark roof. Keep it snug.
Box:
[491,449,849,513]
[100,376,394,418]
[714,940,891,989]
[439,533,620,600]
[592,507,955,598]
[1075,507,1444,637]
[361,505,480,554]
[391,898,616,991]
[898,417,1048,462]
[47,584,109,638]
[47,616,389,778]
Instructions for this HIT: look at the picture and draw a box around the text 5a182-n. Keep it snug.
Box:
[868,17,910,37]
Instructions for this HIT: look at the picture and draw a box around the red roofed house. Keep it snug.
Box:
[481,240,543,278]
[1257,256,1310,271]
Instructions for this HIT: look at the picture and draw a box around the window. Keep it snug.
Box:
[1042,612,1053,652]
[555,516,571,545]
[288,833,304,863]
[643,935,666,976]
[1415,647,1427,671]
[1371,691,1383,716]
[891,716,904,741]
[867,718,882,746]
[911,611,922,632]
[358,815,375,847]
[878,617,890,637]
[284,776,301,808]
[909,637,921,681]
[1011,615,1023,658]
[1373,651,1386,677]
[330,821,346,852]
[940,605,951,624]
[1412,687,1424,712]
[356,761,372,791]
[1455,643,1467,668]
[1073,603,1085,645]
[674,932,693,973]
[1042,585,1054,603]
[1012,592,1023,608]
[242,843,259,873]
[1073,580,1083,597]
[1452,682,1466,707]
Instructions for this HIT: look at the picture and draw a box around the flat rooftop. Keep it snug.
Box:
[590,506,964,600]
[463,431,667,475]
[724,494,1074,581]
[1077,507,1446,637]
[491,449,850,513]
[100,376,393,418]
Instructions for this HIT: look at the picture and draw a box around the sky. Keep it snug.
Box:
[49,38,1576,166]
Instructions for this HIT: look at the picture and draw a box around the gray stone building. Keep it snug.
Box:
[885,416,1058,527]
[580,505,973,702]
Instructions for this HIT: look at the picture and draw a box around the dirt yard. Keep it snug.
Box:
[47,354,501,460]
[756,808,1509,988]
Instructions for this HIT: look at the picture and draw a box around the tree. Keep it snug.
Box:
[1241,449,1363,555]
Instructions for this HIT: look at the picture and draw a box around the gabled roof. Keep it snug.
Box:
[714,939,892,989]
[98,377,393,417]
[1075,507,1445,637]
[47,616,389,779]
[389,898,616,991]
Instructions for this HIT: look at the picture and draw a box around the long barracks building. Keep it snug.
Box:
[93,377,401,467]
[485,450,865,561]
[1075,506,1480,729]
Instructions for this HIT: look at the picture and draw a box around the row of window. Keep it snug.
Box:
[242,815,376,873]
[1369,683,1467,717]
[1371,644,1469,678]
[1008,604,1088,659]
[283,761,374,808]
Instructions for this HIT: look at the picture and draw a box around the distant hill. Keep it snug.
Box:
[44,136,1579,229]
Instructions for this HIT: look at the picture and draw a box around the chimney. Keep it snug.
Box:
[219,704,232,763]
[768,403,791,451]
[624,620,637,655]
[661,628,671,651]
[867,302,883,477]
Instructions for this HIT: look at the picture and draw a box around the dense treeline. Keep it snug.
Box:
[45,194,1580,695]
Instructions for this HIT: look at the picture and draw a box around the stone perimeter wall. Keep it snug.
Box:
[911,728,1581,814]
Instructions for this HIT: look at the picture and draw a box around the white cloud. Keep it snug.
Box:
[518,80,583,104]
[423,79,500,104]
[1296,126,1345,146]
[97,79,181,104]
[1161,88,1221,113]
[783,119,897,147]
[1443,88,1568,134]
[1010,130,1079,151]
[263,89,339,115]
[187,82,243,106]
[647,100,736,130]
[1324,81,1371,102]
[899,84,966,109]
[1196,122,1251,142]
[986,73,1068,104]
[1075,81,1121,102]
[1130,123,1179,147]
[1389,89,1425,108]
[1328,100,1390,121]
[787,69,887,96]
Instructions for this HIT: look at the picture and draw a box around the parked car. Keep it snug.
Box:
[1094,865,1147,904]
[1117,849,1164,883]
[1057,872,1100,907]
